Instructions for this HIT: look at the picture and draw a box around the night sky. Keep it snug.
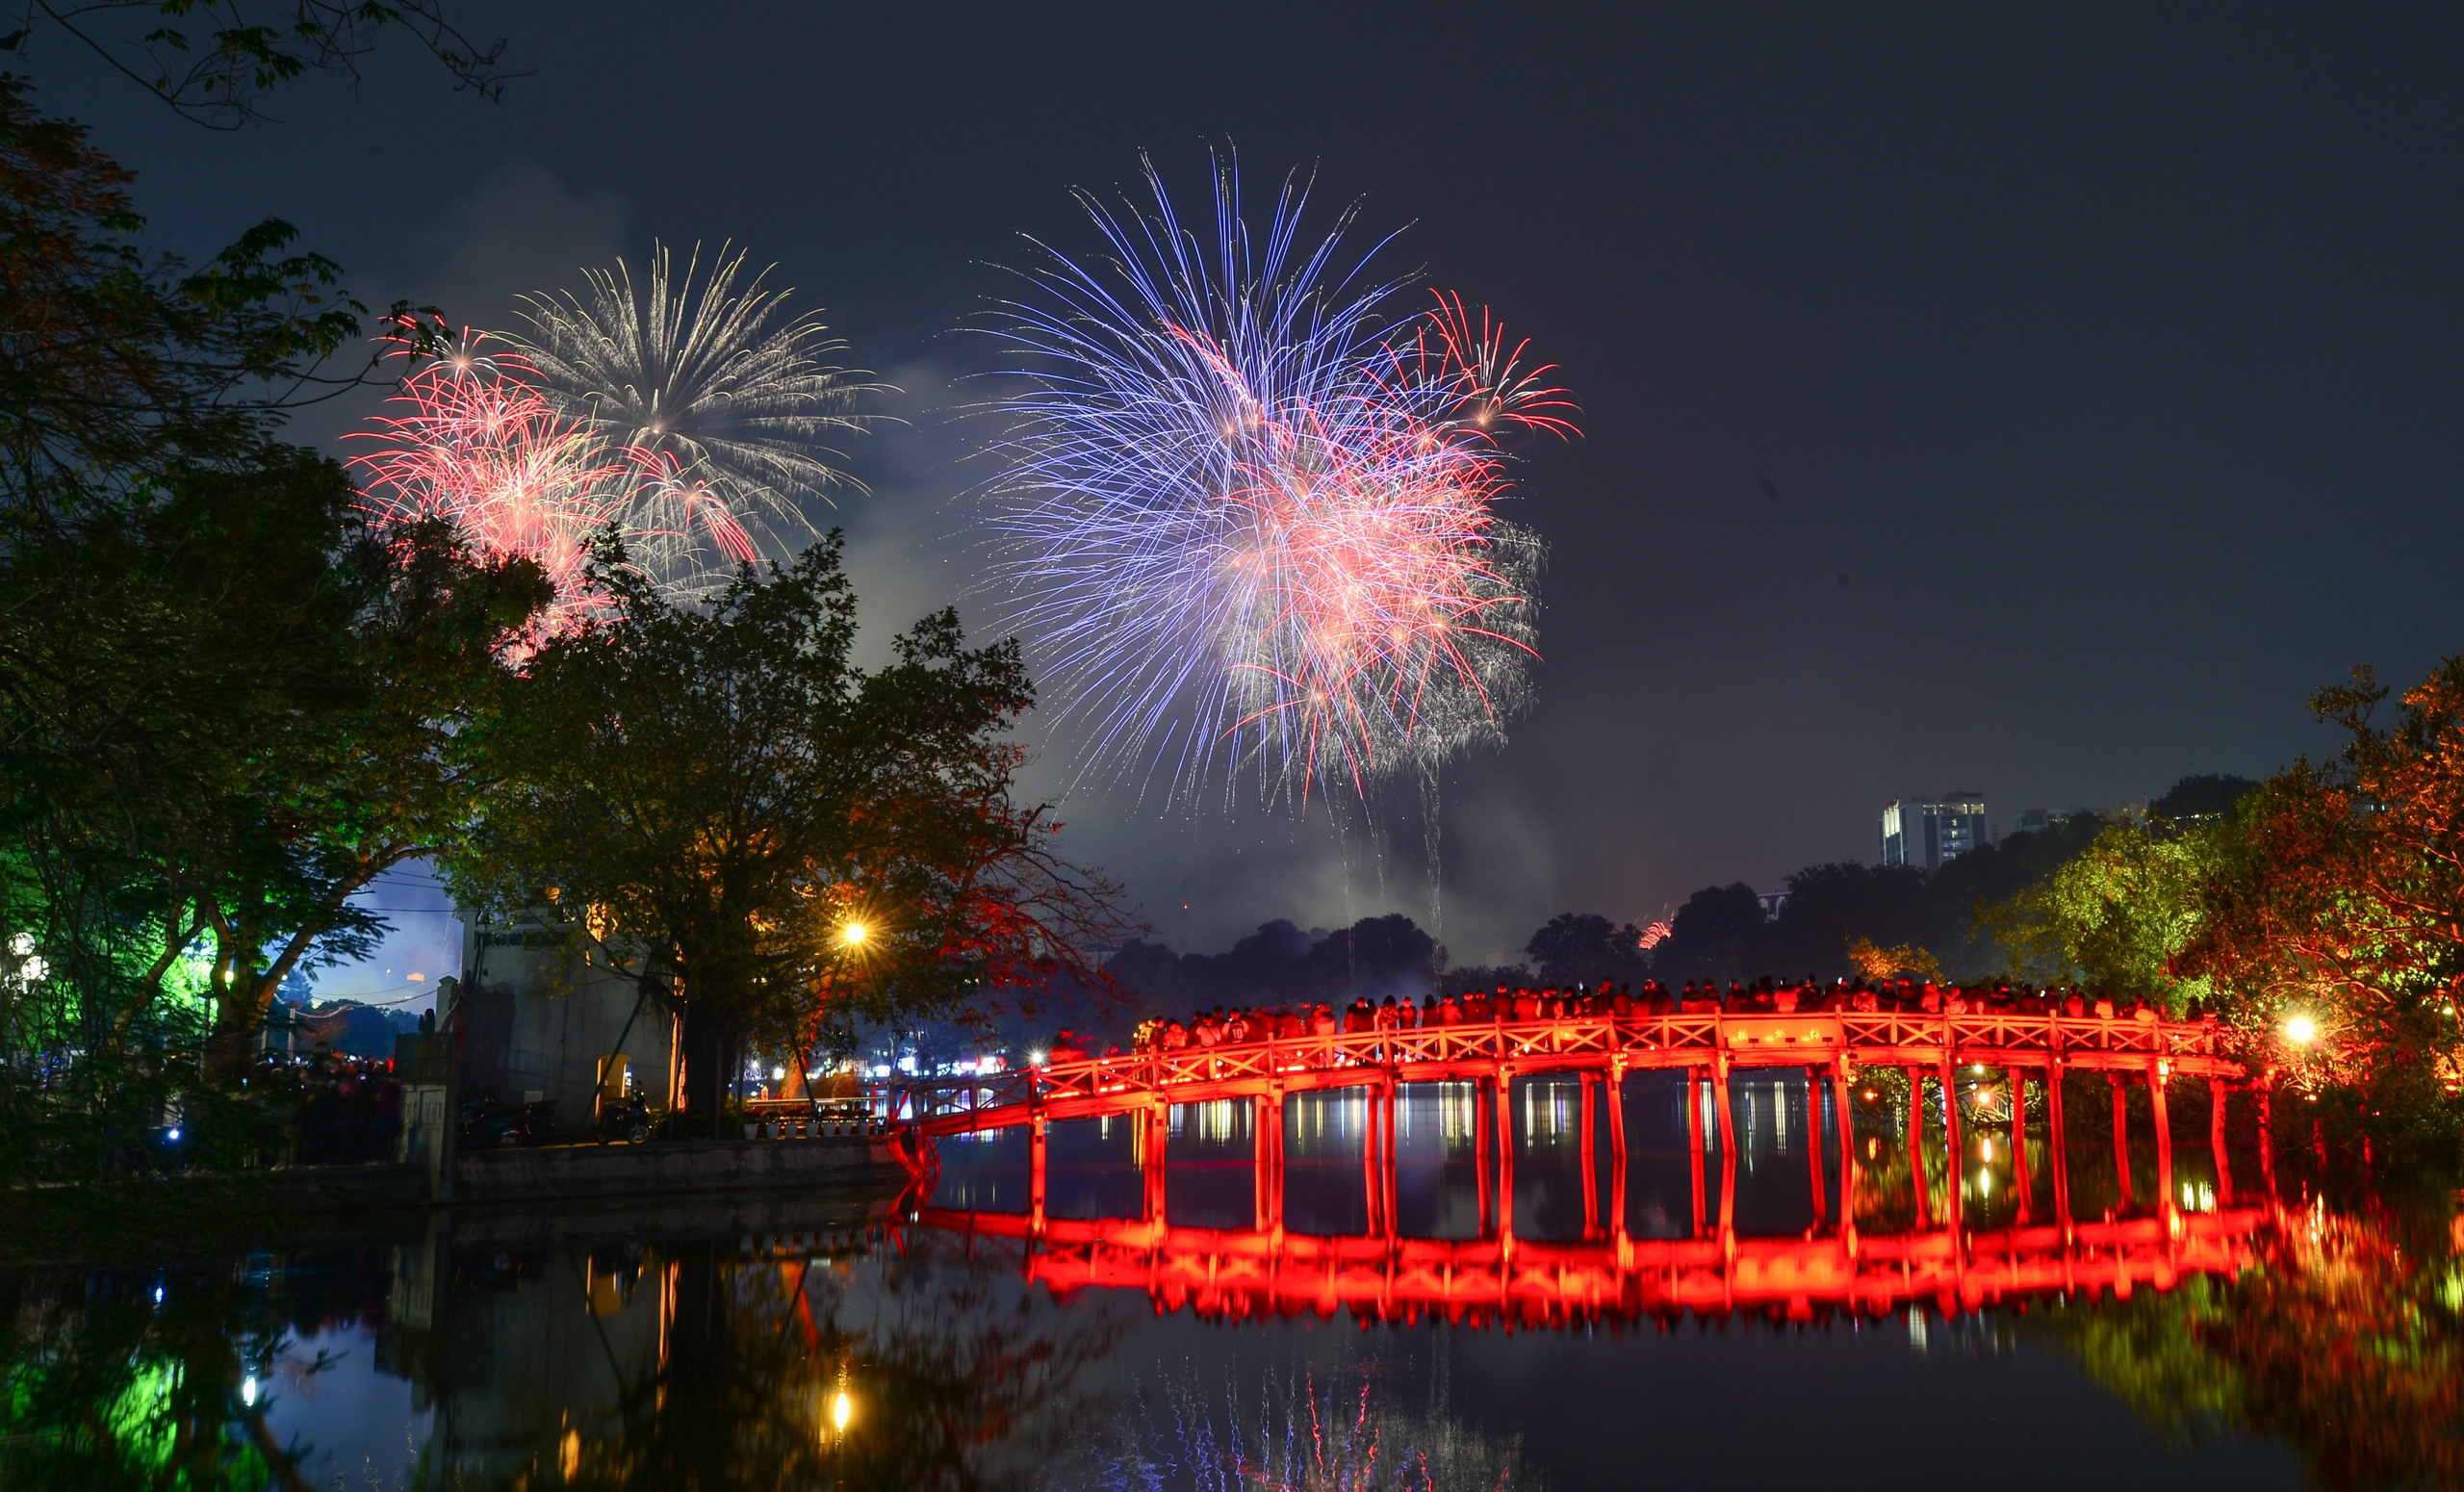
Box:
[38,2,2464,974]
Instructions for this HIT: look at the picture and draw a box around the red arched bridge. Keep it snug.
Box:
[892,1010,2262,1248]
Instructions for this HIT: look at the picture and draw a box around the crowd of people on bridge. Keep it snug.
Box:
[1101,976,2219,1061]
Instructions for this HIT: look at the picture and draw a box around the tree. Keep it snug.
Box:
[1523,912,1647,988]
[1646,883,1767,983]
[444,535,1130,1127]
[1983,810,2228,1008]
[2180,662,2464,1143]
[5,0,509,129]
[0,444,549,1085]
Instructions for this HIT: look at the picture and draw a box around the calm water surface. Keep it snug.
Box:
[8,1072,2456,1489]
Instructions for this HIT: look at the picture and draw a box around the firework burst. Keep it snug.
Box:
[981,156,1574,812]
[348,332,774,632]
[512,240,883,544]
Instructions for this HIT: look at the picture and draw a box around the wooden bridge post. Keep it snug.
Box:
[1806,1067,1827,1223]
[1580,1071,1602,1238]
[1256,1092,1285,1236]
[1686,1067,1708,1239]
[1495,1065,1518,1251]
[1606,1059,1630,1247]
[1360,1086,1383,1237]
[2110,1073,2133,1211]
[1904,1066,1930,1227]
[1476,1077,1496,1237]
[2149,1063,2174,1222]
[1029,1114,1049,1237]
[1938,1053,1964,1236]
[2256,1085,2275,1198]
[2010,1065,2032,1224]
[1380,1079,1399,1242]
[1145,1100,1168,1224]
[2211,1079,2233,1205]
[1831,1063,1859,1249]
[2048,1057,2071,1236]
[1711,1051,1737,1240]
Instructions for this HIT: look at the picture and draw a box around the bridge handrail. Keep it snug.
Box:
[884,1010,2237,1124]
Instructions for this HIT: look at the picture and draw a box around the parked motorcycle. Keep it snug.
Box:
[596,1093,653,1144]
[460,1095,555,1148]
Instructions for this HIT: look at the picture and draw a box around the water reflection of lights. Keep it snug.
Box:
[833,1389,853,1433]
[240,1375,257,1408]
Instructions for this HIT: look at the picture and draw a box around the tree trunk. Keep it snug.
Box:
[678,1004,743,1139]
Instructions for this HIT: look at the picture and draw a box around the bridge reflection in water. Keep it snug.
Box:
[912,1012,2271,1325]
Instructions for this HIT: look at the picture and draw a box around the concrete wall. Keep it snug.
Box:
[451,1136,910,1203]
[459,922,676,1137]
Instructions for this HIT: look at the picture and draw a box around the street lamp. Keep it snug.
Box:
[2284,1014,2318,1045]
[841,921,868,949]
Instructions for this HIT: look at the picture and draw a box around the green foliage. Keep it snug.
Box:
[1984,810,2233,1010]
[443,534,1130,1118]
[0,75,543,1180]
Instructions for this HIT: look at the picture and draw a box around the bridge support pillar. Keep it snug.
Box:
[1686,1068,1707,1240]
[1938,1053,1964,1240]
[2048,1058,2072,1238]
[1606,1060,1630,1247]
[1361,1086,1383,1237]
[2256,1085,2274,1199]
[1806,1067,1827,1224]
[2211,1079,2233,1206]
[1495,1066,1518,1252]
[2150,1063,2174,1224]
[1711,1052,1736,1244]
[2010,1065,2032,1224]
[1382,1079,1399,1241]
[2110,1073,2133,1211]
[1579,1071,1602,1238]
[1029,1115,1048,1236]
[1476,1077,1495,1238]
[1904,1066,1929,1228]
[1255,1093,1283,1235]
[1831,1063,1858,1251]
[1144,1100,1168,1224]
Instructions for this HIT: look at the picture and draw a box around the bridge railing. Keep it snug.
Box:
[885,1010,2235,1130]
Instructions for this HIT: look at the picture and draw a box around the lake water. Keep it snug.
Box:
[7,1070,2455,1489]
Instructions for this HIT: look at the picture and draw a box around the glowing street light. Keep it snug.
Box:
[2284,1014,2318,1045]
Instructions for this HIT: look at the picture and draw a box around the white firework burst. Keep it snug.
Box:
[512,240,883,550]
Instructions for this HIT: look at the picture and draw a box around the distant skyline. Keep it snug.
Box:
[45,2,2460,967]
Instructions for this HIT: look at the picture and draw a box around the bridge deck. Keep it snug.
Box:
[906,1011,2242,1137]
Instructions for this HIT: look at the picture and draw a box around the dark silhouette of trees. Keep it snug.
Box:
[1104,914,1442,1016]
[1524,912,1647,988]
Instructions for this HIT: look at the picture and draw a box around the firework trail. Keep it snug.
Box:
[348,333,767,631]
[512,240,883,547]
[1073,1351,1537,1491]
[981,155,1574,819]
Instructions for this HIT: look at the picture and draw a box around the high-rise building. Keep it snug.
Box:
[1880,792,1988,871]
